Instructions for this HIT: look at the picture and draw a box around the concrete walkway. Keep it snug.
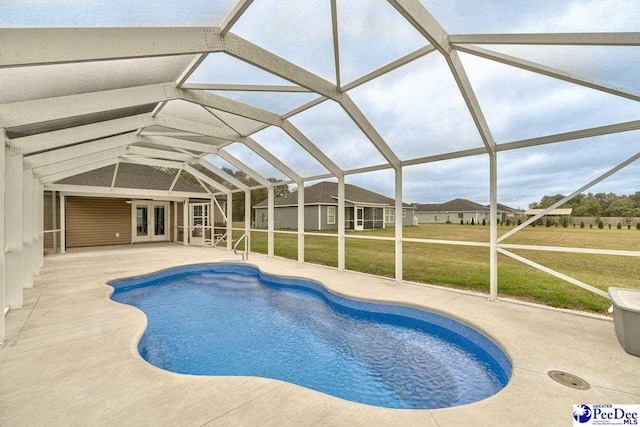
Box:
[1,244,639,426]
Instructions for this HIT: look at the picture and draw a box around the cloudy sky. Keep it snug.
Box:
[3,0,640,209]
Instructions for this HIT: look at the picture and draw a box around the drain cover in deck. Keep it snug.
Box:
[548,370,590,390]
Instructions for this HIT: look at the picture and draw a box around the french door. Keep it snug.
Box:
[132,201,169,243]
[355,207,364,231]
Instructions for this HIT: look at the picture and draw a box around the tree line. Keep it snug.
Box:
[529,192,640,217]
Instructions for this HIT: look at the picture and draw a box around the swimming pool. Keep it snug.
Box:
[109,263,511,409]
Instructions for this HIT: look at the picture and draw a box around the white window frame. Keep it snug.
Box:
[384,207,395,223]
[402,209,406,218]
[327,205,336,225]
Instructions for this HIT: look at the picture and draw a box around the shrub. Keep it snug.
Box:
[561,217,568,228]
[445,220,451,224]
[471,218,475,225]
[628,224,631,230]
[580,221,585,229]
[617,222,622,230]
[545,218,552,227]
[460,219,463,225]
[590,224,593,229]
[506,219,511,226]
[597,221,604,229]
[517,219,522,226]
[482,218,486,226]
[608,224,612,229]
[637,222,640,230]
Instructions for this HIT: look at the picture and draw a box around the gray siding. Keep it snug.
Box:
[416,210,498,224]
[254,206,321,229]
[255,205,415,229]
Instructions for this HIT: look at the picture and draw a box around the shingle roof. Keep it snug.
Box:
[56,163,207,193]
[253,181,414,208]
[485,203,522,213]
[415,198,490,212]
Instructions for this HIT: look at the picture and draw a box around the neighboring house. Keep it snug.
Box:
[253,181,416,230]
[415,198,506,224]
[44,163,227,249]
[486,203,525,222]
[524,208,573,222]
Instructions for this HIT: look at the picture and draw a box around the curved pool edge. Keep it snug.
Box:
[106,261,514,409]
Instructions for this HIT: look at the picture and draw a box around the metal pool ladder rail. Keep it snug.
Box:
[233,233,249,261]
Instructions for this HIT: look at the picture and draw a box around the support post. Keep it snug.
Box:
[5,146,23,308]
[267,186,274,257]
[22,168,33,287]
[338,176,345,271]
[37,182,44,268]
[32,175,40,275]
[489,153,498,301]
[1,130,5,343]
[395,167,403,283]
[183,200,189,245]
[59,193,66,253]
[173,202,177,242]
[244,189,251,253]
[226,193,232,250]
[297,181,304,263]
[52,190,57,252]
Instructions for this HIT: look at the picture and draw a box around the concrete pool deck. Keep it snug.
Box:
[1,243,639,426]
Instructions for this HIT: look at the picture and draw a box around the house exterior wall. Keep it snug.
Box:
[416,210,498,224]
[255,205,415,229]
[254,206,321,229]
[66,197,132,248]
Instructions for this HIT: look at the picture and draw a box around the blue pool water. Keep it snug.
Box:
[110,263,511,409]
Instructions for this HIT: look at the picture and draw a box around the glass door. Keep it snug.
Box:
[133,203,151,242]
[132,201,169,243]
[355,207,364,231]
[151,204,167,241]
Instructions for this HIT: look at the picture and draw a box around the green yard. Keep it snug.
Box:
[235,224,639,314]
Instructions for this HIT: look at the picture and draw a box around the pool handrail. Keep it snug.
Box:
[233,233,249,261]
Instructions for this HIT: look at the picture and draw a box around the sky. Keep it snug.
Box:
[2,0,640,209]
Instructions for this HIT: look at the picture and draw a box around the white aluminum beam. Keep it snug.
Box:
[214,150,271,187]
[243,137,302,182]
[330,0,341,89]
[181,84,310,92]
[297,180,305,263]
[0,131,4,344]
[0,83,174,128]
[281,120,342,177]
[183,164,233,195]
[176,53,208,88]
[489,153,498,301]
[59,194,66,253]
[198,158,248,190]
[152,113,246,142]
[22,168,33,288]
[388,0,497,156]
[342,45,437,92]
[448,33,640,46]
[499,150,640,243]
[34,147,128,178]
[5,147,23,308]
[137,135,219,154]
[394,168,403,282]
[26,132,137,168]
[337,177,345,271]
[454,44,640,102]
[338,95,401,168]
[498,248,609,299]
[180,89,283,126]
[12,114,149,155]
[220,0,255,36]
[127,146,196,162]
[41,157,120,184]
[267,186,274,257]
[46,185,214,201]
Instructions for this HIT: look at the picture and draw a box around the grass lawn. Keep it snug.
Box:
[234,224,639,314]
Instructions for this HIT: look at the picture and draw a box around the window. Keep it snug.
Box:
[327,206,336,224]
[402,209,406,218]
[458,212,464,219]
[384,208,395,223]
